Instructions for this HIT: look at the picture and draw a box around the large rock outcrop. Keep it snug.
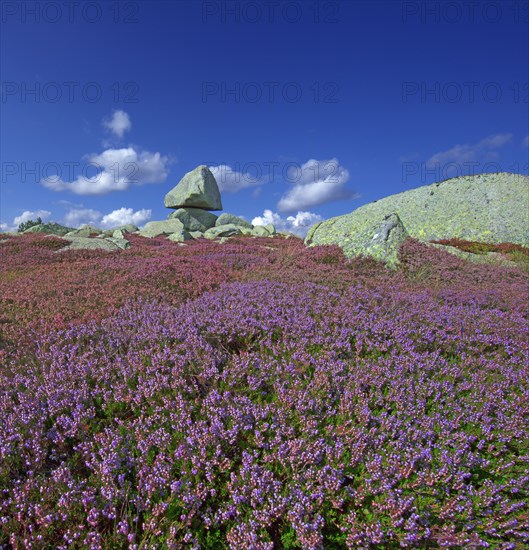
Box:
[164,165,222,211]
[305,173,529,265]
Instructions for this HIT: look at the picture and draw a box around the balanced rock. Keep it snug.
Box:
[168,208,218,231]
[305,173,529,265]
[215,213,253,229]
[139,219,185,238]
[164,165,222,211]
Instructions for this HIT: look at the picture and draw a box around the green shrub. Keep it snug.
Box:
[17,217,42,233]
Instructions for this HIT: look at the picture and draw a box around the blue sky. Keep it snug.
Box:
[1,0,528,235]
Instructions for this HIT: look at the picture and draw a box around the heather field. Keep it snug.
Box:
[0,233,528,549]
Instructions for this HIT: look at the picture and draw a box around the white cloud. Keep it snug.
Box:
[209,165,262,192]
[425,133,512,168]
[42,147,169,195]
[479,134,512,148]
[0,221,15,232]
[103,110,131,138]
[0,209,52,232]
[13,209,51,226]
[277,158,356,212]
[0,206,151,233]
[44,170,129,195]
[62,206,151,229]
[252,209,323,238]
[63,208,102,227]
[523,135,529,148]
[100,207,151,228]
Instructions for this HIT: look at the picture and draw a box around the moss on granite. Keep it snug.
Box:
[305,173,529,263]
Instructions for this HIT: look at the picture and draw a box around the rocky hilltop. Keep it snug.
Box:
[305,172,529,266]
[7,171,527,263]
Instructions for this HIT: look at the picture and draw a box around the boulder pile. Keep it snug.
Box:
[138,165,277,242]
[17,165,277,251]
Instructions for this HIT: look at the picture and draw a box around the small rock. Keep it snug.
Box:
[64,224,102,237]
[168,208,218,231]
[106,237,131,250]
[167,229,193,242]
[238,227,255,236]
[103,224,139,236]
[203,224,242,239]
[139,219,185,238]
[215,213,253,229]
[251,226,271,237]
[59,237,122,252]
